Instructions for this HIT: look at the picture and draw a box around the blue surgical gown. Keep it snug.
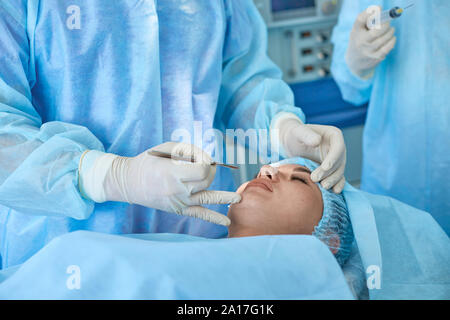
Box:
[0,0,305,269]
[331,0,450,235]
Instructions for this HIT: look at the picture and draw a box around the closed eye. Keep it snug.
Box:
[291,176,308,184]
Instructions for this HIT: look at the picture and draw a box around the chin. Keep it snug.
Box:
[228,191,268,224]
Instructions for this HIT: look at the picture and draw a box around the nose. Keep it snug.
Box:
[258,165,279,182]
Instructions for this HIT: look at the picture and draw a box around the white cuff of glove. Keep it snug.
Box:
[270,112,304,158]
[79,150,117,203]
[270,111,304,129]
[346,60,376,80]
[358,68,375,80]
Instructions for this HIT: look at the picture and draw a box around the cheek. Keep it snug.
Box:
[274,185,323,233]
[229,191,267,216]
[228,188,273,226]
[295,195,323,233]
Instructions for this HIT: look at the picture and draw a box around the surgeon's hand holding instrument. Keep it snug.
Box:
[78,142,241,226]
[344,4,410,79]
[366,4,414,30]
[271,112,347,194]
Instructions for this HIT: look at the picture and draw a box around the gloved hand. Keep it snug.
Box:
[345,7,397,79]
[79,142,241,226]
[271,113,347,193]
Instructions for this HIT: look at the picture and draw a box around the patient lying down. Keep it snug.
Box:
[227,158,354,267]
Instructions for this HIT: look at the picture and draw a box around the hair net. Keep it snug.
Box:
[271,158,354,266]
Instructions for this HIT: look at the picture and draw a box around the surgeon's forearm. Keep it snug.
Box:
[0,2,110,219]
[0,109,105,218]
[330,1,374,105]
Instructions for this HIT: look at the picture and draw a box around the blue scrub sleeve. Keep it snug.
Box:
[218,0,306,138]
[0,2,104,219]
[330,0,375,106]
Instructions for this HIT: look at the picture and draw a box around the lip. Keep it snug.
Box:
[244,178,273,193]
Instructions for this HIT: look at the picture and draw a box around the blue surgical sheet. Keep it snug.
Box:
[0,232,353,299]
[345,185,450,299]
[0,185,448,299]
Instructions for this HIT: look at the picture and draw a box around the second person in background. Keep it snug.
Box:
[331,0,450,235]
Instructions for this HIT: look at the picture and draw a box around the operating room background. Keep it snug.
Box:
[233,0,365,188]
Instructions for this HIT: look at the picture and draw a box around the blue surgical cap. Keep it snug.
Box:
[271,158,354,266]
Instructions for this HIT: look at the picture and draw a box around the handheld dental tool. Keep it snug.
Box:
[148,150,239,170]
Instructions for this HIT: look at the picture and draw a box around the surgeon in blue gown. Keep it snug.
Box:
[331,0,450,235]
[0,0,348,269]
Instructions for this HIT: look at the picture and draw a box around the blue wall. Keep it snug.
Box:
[290,78,368,128]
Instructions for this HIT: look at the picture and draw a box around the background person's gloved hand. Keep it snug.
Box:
[271,113,347,194]
[345,7,397,79]
[79,142,241,226]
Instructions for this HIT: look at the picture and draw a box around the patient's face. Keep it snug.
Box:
[228,164,323,238]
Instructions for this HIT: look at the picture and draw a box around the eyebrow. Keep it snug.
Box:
[253,165,312,179]
[293,166,311,174]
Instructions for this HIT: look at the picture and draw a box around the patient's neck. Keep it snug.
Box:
[228,225,267,238]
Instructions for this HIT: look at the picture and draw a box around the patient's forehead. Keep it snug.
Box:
[271,164,311,173]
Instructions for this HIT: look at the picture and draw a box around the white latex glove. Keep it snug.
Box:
[271,113,347,193]
[345,7,397,79]
[79,142,241,226]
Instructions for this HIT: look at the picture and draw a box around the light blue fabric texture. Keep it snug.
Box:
[344,184,450,300]
[0,232,354,299]
[0,184,448,299]
[331,0,450,235]
[271,158,354,267]
[0,0,306,269]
